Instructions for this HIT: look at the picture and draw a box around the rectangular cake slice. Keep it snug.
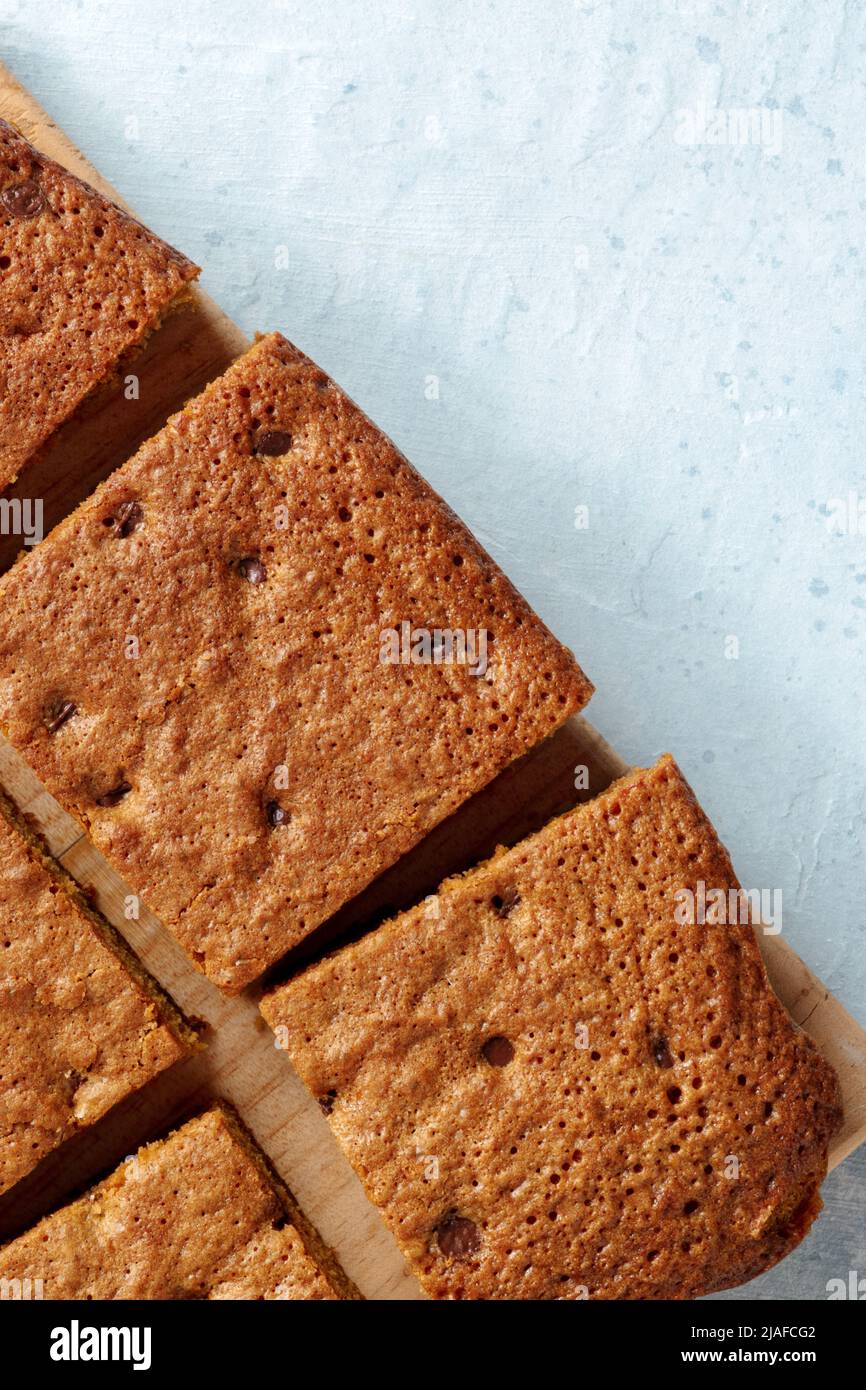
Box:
[0,117,199,487]
[261,756,842,1300]
[0,791,196,1196]
[0,332,592,991]
[0,1105,358,1299]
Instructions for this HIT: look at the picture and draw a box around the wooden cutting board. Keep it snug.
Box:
[1,63,864,1299]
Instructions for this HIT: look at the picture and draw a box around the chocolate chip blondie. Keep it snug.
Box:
[0,117,198,487]
[0,790,195,1196]
[261,756,842,1300]
[0,332,592,991]
[0,1104,359,1298]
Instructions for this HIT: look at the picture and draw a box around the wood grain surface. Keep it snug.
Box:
[0,62,863,1300]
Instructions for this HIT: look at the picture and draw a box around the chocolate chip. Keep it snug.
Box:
[1,179,45,218]
[106,500,143,538]
[490,887,521,918]
[96,781,131,807]
[266,799,289,828]
[481,1035,514,1067]
[651,1036,674,1069]
[60,1069,84,1102]
[318,1089,337,1115]
[238,557,267,584]
[44,700,77,734]
[435,1212,480,1260]
[254,430,293,457]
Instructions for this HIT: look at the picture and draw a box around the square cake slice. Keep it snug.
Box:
[0,332,592,991]
[261,756,842,1300]
[0,1104,358,1299]
[0,117,199,487]
[0,791,196,1196]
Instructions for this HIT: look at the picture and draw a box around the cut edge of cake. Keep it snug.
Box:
[211,1100,363,1301]
[0,782,200,1075]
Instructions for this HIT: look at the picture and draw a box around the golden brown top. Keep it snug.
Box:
[0,118,198,486]
[0,806,190,1196]
[0,332,591,992]
[0,1106,351,1299]
[262,756,842,1300]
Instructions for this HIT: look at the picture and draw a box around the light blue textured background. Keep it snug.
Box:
[2,0,863,1300]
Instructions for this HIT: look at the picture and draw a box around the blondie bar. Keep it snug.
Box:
[0,1105,358,1299]
[261,756,842,1299]
[0,117,198,487]
[0,333,592,990]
